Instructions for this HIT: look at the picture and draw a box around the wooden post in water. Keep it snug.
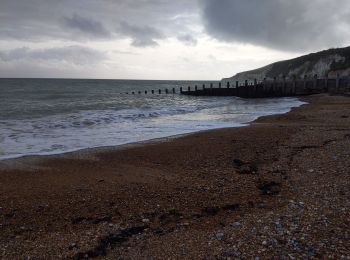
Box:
[210,83,213,89]
[202,84,205,90]
[236,81,239,88]
[165,88,168,94]
[219,82,221,88]
[145,90,147,94]
[152,90,154,94]
[180,87,183,93]
[172,88,175,94]
[227,82,230,88]
[325,75,328,92]
[138,91,141,94]
[159,89,161,94]
[195,85,198,91]
[188,86,191,92]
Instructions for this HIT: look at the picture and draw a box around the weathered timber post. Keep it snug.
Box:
[180,87,183,93]
[325,75,328,92]
[282,75,286,96]
[202,84,205,90]
[262,78,267,96]
[219,82,221,88]
[172,88,175,94]
[245,80,248,87]
[188,86,190,92]
[292,75,297,95]
[227,82,230,88]
[236,81,239,88]
[145,90,147,94]
[336,73,340,93]
[132,91,135,95]
[314,74,318,90]
[195,85,198,91]
[159,89,161,94]
[152,90,154,94]
[210,83,213,89]
[165,88,168,94]
[303,75,307,92]
[138,91,141,94]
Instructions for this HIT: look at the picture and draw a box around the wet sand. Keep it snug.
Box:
[0,94,349,259]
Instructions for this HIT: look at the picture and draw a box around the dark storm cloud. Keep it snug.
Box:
[0,46,107,65]
[118,22,164,47]
[62,14,111,39]
[202,0,350,51]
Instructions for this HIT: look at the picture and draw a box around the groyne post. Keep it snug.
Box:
[336,73,340,93]
[188,86,190,92]
[195,85,198,91]
[165,88,168,94]
[203,84,205,90]
[236,81,239,88]
[292,75,297,95]
[303,75,307,91]
[210,83,213,89]
[180,87,183,93]
[227,82,230,88]
[172,88,175,94]
[152,90,154,94]
[219,82,222,88]
[314,74,318,90]
[159,89,161,94]
[145,90,147,94]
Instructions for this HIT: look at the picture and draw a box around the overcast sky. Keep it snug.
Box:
[1,0,349,80]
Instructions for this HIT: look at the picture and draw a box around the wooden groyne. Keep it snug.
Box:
[181,75,350,98]
[124,75,350,98]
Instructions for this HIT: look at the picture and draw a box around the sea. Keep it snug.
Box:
[0,78,305,160]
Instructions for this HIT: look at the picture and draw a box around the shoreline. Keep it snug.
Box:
[1,94,349,258]
[0,97,306,168]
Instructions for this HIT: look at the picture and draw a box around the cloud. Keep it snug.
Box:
[201,0,350,52]
[177,34,197,46]
[62,14,111,39]
[118,22,164,47]
[0,46,107,65]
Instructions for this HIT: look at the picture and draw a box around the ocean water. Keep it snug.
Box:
[0,78,305,160]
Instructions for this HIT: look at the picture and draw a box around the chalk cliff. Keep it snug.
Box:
[223,46,350,82]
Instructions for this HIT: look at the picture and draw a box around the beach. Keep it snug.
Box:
[0,94,349,258]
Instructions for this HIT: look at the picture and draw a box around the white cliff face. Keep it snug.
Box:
[222,50,349,83]
[288,54,345,78]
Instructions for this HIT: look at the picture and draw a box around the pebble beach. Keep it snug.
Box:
[0,94,349,259]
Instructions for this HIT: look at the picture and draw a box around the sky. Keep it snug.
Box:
[0,0,350,80]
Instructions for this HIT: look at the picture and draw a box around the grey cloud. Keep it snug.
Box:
[0,46,107,65]
[202,0,350,52]
[118,22,164,47]
[0,0,199,47]
[62,14,111,39]
[177,34,197,46]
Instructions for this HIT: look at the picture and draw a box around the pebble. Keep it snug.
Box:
[215,232,225,239]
